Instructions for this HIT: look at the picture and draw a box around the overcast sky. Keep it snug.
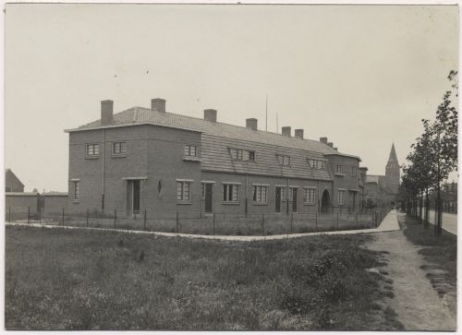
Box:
[5,3,458,192]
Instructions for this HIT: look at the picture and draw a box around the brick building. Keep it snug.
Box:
[365,144,400,207]
[65,99,369,216]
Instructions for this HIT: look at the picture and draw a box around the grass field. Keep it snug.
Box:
[6,225,399,330]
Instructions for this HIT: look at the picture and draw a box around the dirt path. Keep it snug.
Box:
[366,229,456,331]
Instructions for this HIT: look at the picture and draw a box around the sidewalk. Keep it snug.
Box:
[6,210,401,242]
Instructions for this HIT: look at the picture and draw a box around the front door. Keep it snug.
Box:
[321,190,330,214]
[205,184,213,213]
[292,188,298,212]
[127,180,141,215]
[275,187,282,213]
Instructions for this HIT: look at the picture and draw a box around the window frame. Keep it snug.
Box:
[184,144,198,157]
[338,189,346,205]
[252,184,269,204]
[223,183,240,203]
[112,141,127,156]
[229,148,256,162]
[277,154,291,166]
[73,181,80,201]
[303,187,316,205]
[177,180,193,203]
[85,143,100,158]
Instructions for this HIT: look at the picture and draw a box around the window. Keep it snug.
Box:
[277,154,290,166]
[112,142,127,155]
[201,183,205,200]
[184,145,197,157]
[308,159,327,170]
[73,181,80,201]
[253,185,268,204]
[86,144,100,156]
[338,190,345,205]
[230,148,255,161]
[351,167,357,177]
[336,165,343,174]
[304,188,316,204]
[289,188,294,201]
[223,184,239,202]
[177,181,192,202]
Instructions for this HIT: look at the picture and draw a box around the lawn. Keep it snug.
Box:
[6,225,399,330]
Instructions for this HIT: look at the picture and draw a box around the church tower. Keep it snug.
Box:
[385,143,400,194]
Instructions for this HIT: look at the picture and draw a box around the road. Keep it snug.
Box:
[422,210,458,235]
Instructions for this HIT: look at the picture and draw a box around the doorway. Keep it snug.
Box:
[275,187,282,213]
[204,183,213,213]
[127,180,141,215]
[292,188,298,212]
[321,190,330,214]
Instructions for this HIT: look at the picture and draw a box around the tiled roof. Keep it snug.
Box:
[69,107,355,156]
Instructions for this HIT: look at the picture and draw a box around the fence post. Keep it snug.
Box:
[356,213,358,226]
[315,213,318,232]
[144,210,147,231]
[336,213,339,230]
[176,211,180,232]
[8,206,11,223]
[290,213,294,234]
[27,207,30,224]
[262,213,265,236]
[39,208,42,225]
[114,210,117,229]
[212,213,216,235]
[86,209,89,227]
[61,208,65,226]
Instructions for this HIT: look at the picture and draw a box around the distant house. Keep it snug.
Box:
[5,169,24,192]
[65,98,370,216]
[365,144,400,207]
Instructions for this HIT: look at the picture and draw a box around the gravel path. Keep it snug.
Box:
[366,215,456,331]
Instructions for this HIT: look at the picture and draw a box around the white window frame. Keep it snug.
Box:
[86,143,100,157]
[338,189,346,205]
[177,180,193,202]
[252,185,268,204]
[184,144,198,157]
[336,165,343,174]
[303,187,316,204]
[73,181,80,201]
[277,154,290,166]
[223,183,239,203]
[112,142,127,155]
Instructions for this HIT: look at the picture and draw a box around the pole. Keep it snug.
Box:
[290,213,293,234]
[27,206,30,224]
[212,213,216,235]
[8,206,11,223]
[315,213,318,232]
[114,210,117,228]
[86,209,89,227]
[176,211,180,232]
[144,210,147,231]
[61,208,64,226]
[336,213,339,230]
[262,213,265,235]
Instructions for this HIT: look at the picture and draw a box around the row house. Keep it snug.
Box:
[65,98,368,216]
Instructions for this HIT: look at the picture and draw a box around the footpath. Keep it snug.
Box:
[365,212,456,331]
[6,210,400,242]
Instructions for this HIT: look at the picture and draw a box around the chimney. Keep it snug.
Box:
[333,147,338,151]
[282,126,291,137]
[246,118,258,131]
[320,137,328,144]
[101,100,113,125]
[151,98,166,113]
[204,109,217,122]
[327,142,333,147]
[294,129,304,139]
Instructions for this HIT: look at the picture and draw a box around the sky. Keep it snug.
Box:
[4,3,459,192]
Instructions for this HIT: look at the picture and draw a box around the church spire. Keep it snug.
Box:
[388,143,398,164]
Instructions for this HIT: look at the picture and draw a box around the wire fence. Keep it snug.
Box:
[6,207,390,236]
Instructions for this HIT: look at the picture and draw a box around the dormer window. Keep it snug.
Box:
[307,159,327,170]
[277,154,290,166]
[229,148,255,161]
